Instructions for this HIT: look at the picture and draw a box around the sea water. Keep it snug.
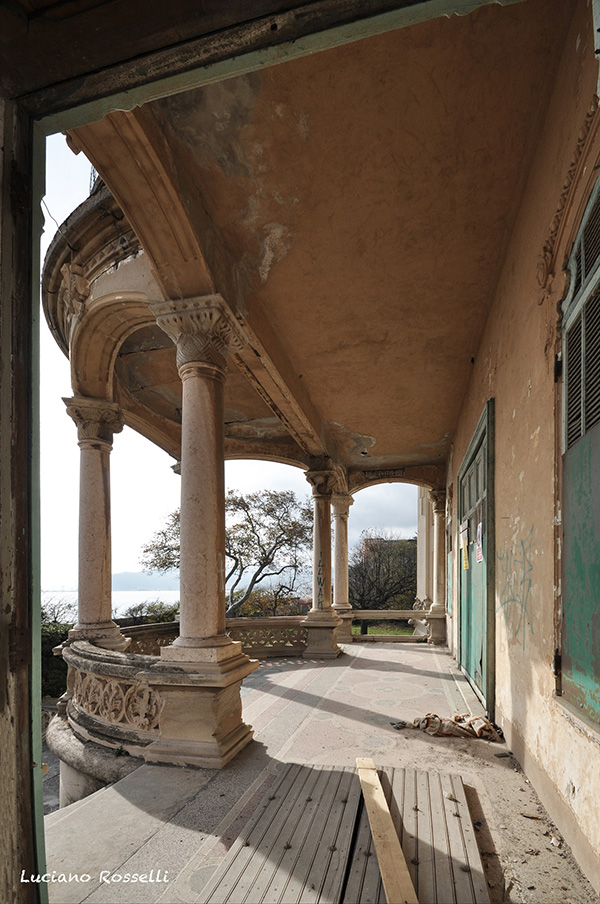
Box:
[41,589,180,619]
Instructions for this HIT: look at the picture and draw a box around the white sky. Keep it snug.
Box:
[40,133,417,590]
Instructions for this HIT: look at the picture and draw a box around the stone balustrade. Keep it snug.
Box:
[126,617,309,659]
[124,609,445,658]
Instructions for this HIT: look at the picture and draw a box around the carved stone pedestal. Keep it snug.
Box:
[140,639,258,768]
[303,611,342,659]
[333,608,354,643]
[427,609,447,645]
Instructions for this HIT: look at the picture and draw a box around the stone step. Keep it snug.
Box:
[44,781,111,830]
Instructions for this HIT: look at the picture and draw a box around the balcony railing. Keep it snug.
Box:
[124,608,445,657]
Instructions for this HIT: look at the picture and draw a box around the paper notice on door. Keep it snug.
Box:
[476,521,483,563]
[462,539,469,570]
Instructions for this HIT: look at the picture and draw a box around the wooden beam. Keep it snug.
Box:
[356,757,419,904]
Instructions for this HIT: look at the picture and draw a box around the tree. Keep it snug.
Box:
[141,489,313,616]
[348,531,417,611]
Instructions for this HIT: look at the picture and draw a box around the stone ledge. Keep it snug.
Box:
[46,712,142,787]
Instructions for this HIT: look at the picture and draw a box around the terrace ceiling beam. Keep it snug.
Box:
[68,108,333,461]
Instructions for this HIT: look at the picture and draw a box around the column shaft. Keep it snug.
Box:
[332,495,353,610]
[177,362,226,643]
[77,441,113,627]
[432,505,446,611]
[427,489,447,645]
[312,493,332,612]
[64,396,126,650]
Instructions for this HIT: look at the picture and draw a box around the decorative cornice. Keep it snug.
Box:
[63,396,124,446]
[150,295,245,371]
[538,95,600,301]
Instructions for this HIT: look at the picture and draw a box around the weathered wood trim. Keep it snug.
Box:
[0,98,45,903]
[23,0,527,131]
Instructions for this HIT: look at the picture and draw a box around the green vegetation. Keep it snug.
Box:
[41,597,74,698]
[351,621,413,636]
[141,489,313,616]
[349,532,417,611]
[121,599,180,623]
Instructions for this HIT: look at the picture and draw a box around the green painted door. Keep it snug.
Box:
[459,437,488,701]
[457,399,495,715]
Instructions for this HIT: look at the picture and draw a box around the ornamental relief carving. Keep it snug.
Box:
[227,624,308,652]
[538,95,599,299]
[72,669,162,731]
[126,633,178,656]
[59,262,90,341]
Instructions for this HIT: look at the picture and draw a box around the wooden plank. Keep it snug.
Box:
[356,758,418,904]
[341,799,377,904]
[439,772,475,903]
[414,769,436,904]
[440,774,491,904]
[200,762,313,903]
[238,765,335,903]
[390,767,420,900]
[260,766,342,902]
[314,770,364,904]
[428,771,456,904]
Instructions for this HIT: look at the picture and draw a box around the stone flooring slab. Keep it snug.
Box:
[43,644,598,904]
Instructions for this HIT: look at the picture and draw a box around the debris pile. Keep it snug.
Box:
[391,713,504,742]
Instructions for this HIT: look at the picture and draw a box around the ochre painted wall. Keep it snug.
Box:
[450,0,600,888]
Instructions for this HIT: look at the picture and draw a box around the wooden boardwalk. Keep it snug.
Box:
[198,763,490,904]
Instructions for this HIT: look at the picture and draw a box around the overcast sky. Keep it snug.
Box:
[40,133,417,590]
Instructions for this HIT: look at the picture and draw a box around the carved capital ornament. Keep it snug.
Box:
[428,488,446,515]
[151,295,245,372]
[63,396,124,446]
[305,469,339,497]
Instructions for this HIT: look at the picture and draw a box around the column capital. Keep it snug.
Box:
[306,469,338,497]
[150,295,245,372]
[63,396,123,446]
[428,488,446,515]
[331,494,354,518]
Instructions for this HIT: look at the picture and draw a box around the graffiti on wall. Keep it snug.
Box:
[316,551,324,608]
[497,524,534,650]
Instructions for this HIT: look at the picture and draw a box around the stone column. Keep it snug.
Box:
[332,493,354,642]
[144,295,258,769]
[64,397,128,651]
[427,488,447,645]
[303,469,341,658]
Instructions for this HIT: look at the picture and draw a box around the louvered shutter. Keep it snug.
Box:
[566,316,582,449]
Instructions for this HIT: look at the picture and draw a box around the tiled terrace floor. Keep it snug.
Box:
[43,643,598,904]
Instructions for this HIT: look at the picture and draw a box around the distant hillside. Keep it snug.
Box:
[112,570,179,591]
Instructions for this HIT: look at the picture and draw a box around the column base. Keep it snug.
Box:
[332,605,354,642]
[68,622,130,651]
[426,606,447,645]
[139,636,258,769]
[143,717,253,769]
[303,610,342,658]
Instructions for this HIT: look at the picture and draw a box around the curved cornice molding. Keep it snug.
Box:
[70,292,159,399]
[69,108,216,301]
[538,95,600,305]
[42,185,142,356]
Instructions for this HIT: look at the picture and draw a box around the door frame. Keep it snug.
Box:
[457,398,495,718]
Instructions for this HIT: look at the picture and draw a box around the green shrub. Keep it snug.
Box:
[41,622,70,698]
